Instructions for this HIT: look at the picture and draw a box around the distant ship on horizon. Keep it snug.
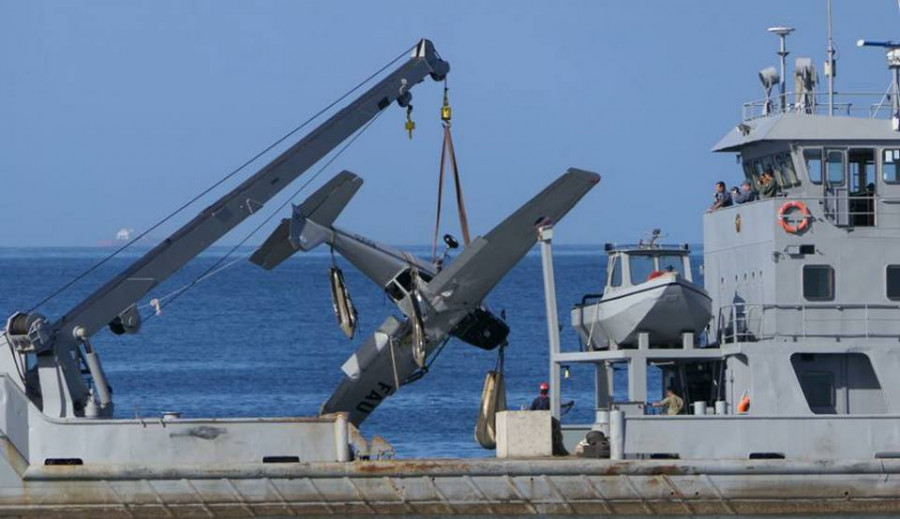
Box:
[96,228,157,248]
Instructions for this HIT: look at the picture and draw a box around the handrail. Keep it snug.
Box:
[717,302,900,343]
[712,195,900,229]
[741,91,896,121]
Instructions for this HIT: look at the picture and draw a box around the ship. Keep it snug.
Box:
[3,6,900,517]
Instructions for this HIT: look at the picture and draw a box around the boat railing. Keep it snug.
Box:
[717,302,900,343]
[741,91,895,121]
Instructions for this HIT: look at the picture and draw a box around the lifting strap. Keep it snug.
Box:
[431,83,471,262]
[474,344,507,449]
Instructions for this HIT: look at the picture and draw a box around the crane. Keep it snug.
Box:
[1,40,449,418]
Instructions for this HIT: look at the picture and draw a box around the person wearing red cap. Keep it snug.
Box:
[530,381,551,411]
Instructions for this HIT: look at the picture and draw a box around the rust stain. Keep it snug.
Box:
[352,460,470,475]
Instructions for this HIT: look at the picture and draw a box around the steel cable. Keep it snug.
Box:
[145,109,387,319]
[27,44,415,314]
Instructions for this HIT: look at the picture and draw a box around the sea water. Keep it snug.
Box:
[0,245,700,458]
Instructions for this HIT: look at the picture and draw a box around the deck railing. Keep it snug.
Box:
[741,91,895,121]
[717,302,900,343]
[721,195,900,229]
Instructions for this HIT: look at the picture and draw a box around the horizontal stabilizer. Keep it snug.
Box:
[250,171,362,270]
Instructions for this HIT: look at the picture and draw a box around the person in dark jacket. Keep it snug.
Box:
[708,181,733,211]
[760,169,780,198]
[733,181,758,204]
[530,381,550,410]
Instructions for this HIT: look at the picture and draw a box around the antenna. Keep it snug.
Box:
[857,39,900,130]
[768,26,795,112]
[826,0,836,116]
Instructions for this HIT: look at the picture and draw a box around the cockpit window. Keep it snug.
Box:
[384,268,432,302]
[629,255,656,285]
[658,255,685,276]
[609,256,622,287]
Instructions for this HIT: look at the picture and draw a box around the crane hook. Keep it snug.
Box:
[405,105,415,139]
[441,81,452,124]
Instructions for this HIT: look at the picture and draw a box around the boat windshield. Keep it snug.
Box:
[629,255,656,284]
[628,253,686,284]
[658,254,685,277]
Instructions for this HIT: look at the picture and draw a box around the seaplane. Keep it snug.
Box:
[251,168,600,425]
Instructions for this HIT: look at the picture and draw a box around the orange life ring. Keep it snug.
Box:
[777,200,811,233]
[647,270,665,281]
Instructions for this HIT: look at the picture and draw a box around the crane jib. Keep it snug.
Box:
[50,40,449,346]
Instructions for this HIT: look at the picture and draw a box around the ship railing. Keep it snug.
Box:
[750,195,900,229]
[741,92,895,122]
[790,195,879,228]
[717,302,900,343]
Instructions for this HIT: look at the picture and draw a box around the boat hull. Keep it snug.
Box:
[6,449,900,516]
[573,277,712,348]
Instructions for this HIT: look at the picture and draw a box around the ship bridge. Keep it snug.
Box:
[707,106,900,346]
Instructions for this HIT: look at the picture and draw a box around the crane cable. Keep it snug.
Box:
[141,109,387,320]
[431,80,471,263]
[26,44,416,314]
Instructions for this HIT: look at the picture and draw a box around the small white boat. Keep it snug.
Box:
[572,231,712,348]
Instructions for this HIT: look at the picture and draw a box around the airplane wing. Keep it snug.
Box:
[426,167,600,307]
[250,170,363,270]
[321,168,600,426]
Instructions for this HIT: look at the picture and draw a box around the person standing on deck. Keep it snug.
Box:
[733,181,757,204]
[760,169,780,198]
[652,387,684,415]
[530,382,550,411]
[708,181,733,211]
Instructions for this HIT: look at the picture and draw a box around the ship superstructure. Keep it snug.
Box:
[555,25,900,461]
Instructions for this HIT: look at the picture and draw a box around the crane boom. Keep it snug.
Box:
[51,40,448,344]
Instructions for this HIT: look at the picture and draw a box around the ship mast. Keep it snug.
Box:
[826,0,836,116]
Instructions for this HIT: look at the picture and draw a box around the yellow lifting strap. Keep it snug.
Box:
[431,82,471,261]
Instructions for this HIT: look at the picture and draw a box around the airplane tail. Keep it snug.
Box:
[250,171,362,270]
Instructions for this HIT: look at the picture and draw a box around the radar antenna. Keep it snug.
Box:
[767,26,795,112]
[857,39,900,130]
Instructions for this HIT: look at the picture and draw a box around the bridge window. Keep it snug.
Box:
[629,255,655,285]
[803,265,834,301]
[743,162,760,189]
[826,150,845,185]
[883,149,900,183]
[776,153,798,186]
[887,266,900,300]
[803,149,823,184]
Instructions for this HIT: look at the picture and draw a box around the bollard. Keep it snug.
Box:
[334,413,350,462]
[693,401,707,415]
[610,410,625,460]
[715,400,728,415]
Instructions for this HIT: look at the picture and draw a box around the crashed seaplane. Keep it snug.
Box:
[251,168,600,425]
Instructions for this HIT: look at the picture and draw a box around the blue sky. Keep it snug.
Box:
[3,1,899,246]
